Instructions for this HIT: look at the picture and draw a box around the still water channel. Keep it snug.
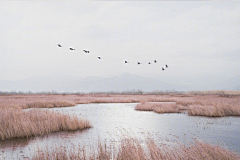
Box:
[1,103,240,159]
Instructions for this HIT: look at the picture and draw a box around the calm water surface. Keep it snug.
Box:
[1,103,240,159]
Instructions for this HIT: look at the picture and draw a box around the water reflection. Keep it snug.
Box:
[0,138,30,149]
[1,103,240,159]
[51,103,240,152]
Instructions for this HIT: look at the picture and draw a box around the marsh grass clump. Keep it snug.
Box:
[1,94,240,117]
[136,96,240,117]
[0,108,91,141]
[22,101,76,109]
[152,103,182,114]
[188,99,240,117]
[188,105,225,117]
[32,137,240,160]
[147,139,240,160]
[135,102,154,111]
[135,102,187,114]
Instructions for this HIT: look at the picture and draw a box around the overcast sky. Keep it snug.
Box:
[0,1,240,84]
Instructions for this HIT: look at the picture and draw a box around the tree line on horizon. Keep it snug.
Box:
[0,90,239,96]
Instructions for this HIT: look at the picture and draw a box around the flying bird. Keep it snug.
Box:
[124,61,129,64]
[69,48,75,51]
[165,64,168,68]
[137,62,142,65]
[83,50,90,53]
[98,57,101,59]
[58,44,62,47]
[154,60,157,63]
[148,62,151,64]
[162,67,165,71]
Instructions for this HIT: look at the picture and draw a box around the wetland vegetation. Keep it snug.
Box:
[32,137,240,160]
[0,90,240,159]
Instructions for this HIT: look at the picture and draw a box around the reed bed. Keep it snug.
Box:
[0,107,91,141]
[135,102,154,111]
[135,95,240,117]
[135,102,187,114]
[152,103,182,114]
[1,94,240,117]
[0,94,178,109]
[32,137,240,160]
[22,101,76,109]
[188,98,240,117]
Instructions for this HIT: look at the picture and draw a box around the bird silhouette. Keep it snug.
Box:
[154,60,157,63]
[137,62,142,65]
[58,44,62,47]
[166,64,168,68]
[148,62,151,64]
[124,61,129,64]
[83,50,90,53]
[98,57,101,59]
[69,48,75,51]
[162,67,165,71]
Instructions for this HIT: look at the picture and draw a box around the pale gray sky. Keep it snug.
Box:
[0,1,240,84]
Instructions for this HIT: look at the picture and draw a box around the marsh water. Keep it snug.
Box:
[1,103,240,159]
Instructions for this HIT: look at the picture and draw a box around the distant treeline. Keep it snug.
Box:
[0,90,180,95]
[0,90,240,96]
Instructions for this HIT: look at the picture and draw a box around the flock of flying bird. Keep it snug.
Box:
[57,44,169,71]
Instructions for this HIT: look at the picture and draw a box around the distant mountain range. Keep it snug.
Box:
[0,73,239,92]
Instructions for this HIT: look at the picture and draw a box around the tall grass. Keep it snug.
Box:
[135,102,155,111]
[152,103,183,114]
[1,94,240,117]
[32,137,240,160]
[23,101,76,109]
[188,98,240,117]
[135,102,186,113]
[0,107,91,141]
[135,95,240,117]
[0,94,177,109]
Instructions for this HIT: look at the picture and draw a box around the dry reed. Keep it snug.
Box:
[135,102,154,111]
[32,137,240,160]
[22,101,76,109]
[188,98,240,117]
[1,94,240,117]
[153,103,182,114]
[136,102,187,114]
[0,108,91,141]
[134,95,240,117]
